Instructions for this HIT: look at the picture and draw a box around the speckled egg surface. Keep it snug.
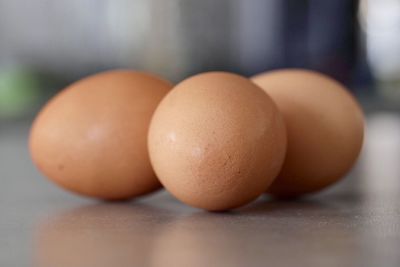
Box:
[148,72,287,210]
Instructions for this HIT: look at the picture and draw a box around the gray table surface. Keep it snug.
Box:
[1,112,400,267]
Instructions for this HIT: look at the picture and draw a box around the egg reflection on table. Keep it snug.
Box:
[252,69,364,197]
[150,199,358,267]
[34,204,169,267]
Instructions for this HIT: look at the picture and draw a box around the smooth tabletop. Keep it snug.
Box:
[1,112,400,267]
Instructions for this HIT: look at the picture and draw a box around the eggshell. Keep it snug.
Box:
[148,72,287,210]
[252,69,364,197]
[29,70,172,200]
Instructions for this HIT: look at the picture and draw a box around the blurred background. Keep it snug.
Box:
[0,0,400,122]
[1,1,400,266]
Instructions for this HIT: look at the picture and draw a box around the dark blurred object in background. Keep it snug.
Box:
[285,0,360,85]
[1,0,396,121]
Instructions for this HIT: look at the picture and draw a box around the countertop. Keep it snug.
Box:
[1,112,400,267]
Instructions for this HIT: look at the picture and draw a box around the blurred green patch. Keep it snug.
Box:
[0,69,41,119]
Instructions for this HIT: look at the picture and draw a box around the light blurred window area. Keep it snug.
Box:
[0,0,399,121]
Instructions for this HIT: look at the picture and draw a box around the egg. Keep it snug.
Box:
[29,70,172,200]
[252,69,364,197]
[148,72,287,210]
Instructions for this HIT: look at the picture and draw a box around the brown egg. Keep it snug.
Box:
[252,69,364,197]
[29,70,172,200]
[148,72,287,211]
